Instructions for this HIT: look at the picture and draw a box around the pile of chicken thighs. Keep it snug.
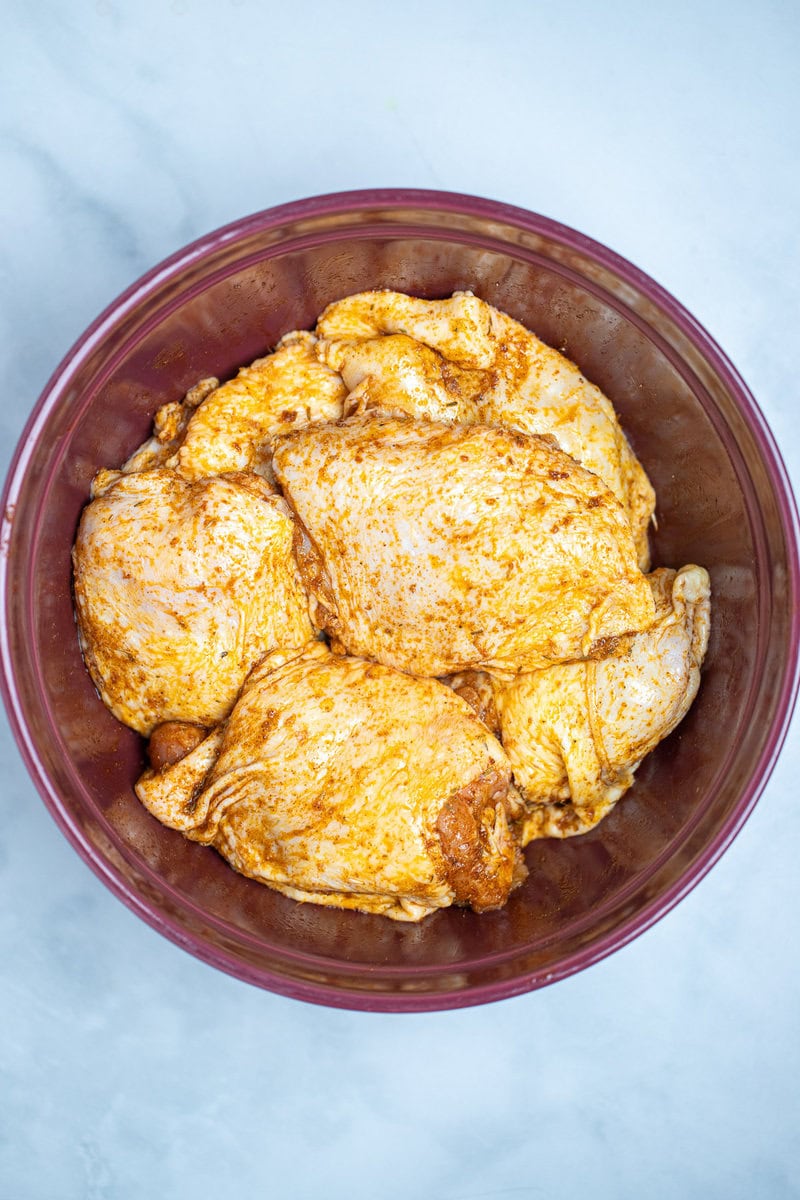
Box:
[73,291,710,922]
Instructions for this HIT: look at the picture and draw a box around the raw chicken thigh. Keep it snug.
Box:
[482,565,711,840]
[170,331,347,481]
[317,290,655,569]
[317,289,497,368]
[103,332,346,487]
[136,641,525,921]
[317,332,483,423]
[73,467,313,735]
[273,414,655,677]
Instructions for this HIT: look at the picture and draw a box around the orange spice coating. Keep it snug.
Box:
[274,414,655,677]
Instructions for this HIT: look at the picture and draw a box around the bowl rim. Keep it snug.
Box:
[2,186,799,1012]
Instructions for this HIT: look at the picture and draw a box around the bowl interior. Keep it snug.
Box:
[3,195,797,1009]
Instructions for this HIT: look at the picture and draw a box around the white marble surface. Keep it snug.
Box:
[2,1,799,1196]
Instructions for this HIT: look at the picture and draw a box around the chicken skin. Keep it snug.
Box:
[170,331,347,482]
[73,467,313,735]
[481,565,711,840]
[273,414,655,678]
[136,641,525,921]
[113,377,219,479]
[317,332,484,424]
[317,290,655,569]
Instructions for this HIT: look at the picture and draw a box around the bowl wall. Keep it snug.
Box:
[2,190,798,1009]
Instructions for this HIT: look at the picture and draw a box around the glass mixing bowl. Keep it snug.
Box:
[2,189,798,1010]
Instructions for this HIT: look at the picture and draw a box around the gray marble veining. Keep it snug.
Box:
[1,1,799,1197]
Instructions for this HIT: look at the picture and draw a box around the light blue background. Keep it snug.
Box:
[2,2,799,1196]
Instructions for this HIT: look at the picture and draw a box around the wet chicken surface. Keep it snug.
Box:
[171,331,347,482]
[73,290,711,921]
[274,414,655,677]
[317,290,655,570]
[136,642,525,920]
[481,565,711,839]
[73,467,312,734]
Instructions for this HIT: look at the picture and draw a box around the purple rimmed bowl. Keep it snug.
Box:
[2,189,798,1011]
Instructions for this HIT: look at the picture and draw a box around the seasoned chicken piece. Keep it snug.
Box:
[118,377,219,477]
[317,333,483,423]
[273,415,655,678]
[318,289,496,368]
[490,565,711,840]
[318,290,655,569]
[168,331,347,482]
[136,641,526,921]
[73,467,313,735]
